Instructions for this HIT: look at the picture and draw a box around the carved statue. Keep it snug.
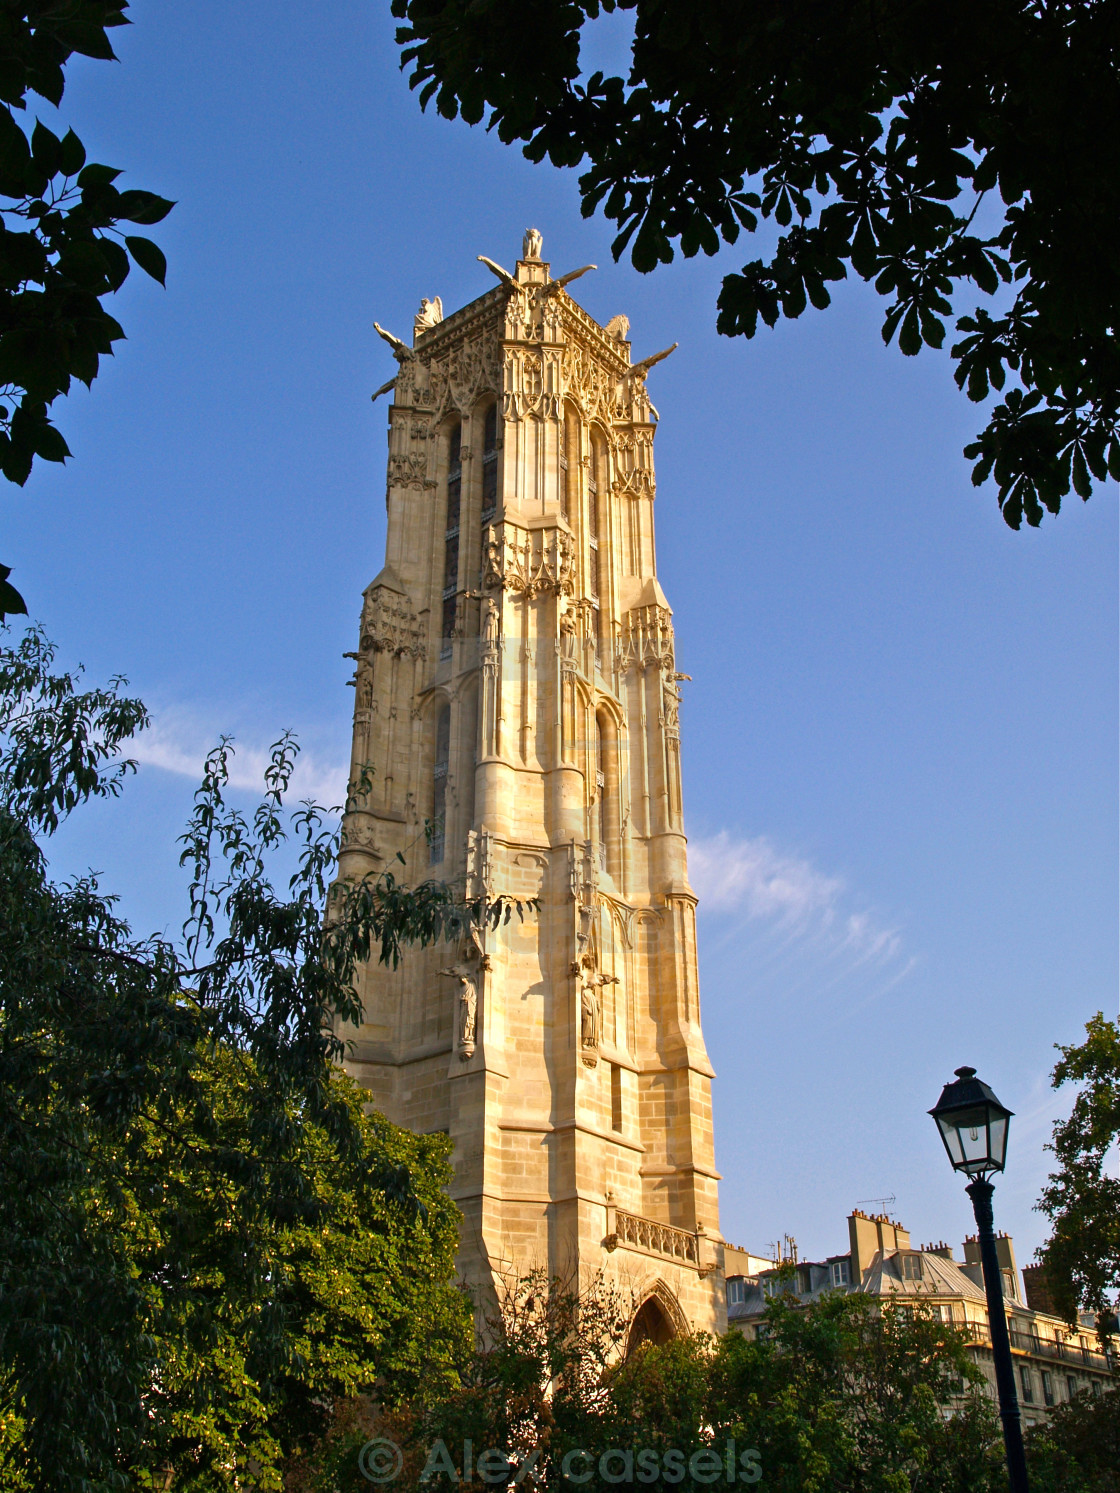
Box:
[578,962,618,1049]
[482,596,500,645]
[605,314,630,341]
[440,963,478,1053]
[414,296,443,336]
[477,254,518,291]
[581,983,599,1048]
[373,321,412,362]
[523,227,543,261]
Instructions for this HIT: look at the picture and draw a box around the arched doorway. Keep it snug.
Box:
[626,1288,683,1355]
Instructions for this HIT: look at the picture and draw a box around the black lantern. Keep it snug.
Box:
[928,1065,1013,1177]
[930,1066,1028,1493]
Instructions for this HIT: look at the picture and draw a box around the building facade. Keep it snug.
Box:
[726,1210,1114,1423]
[337,230,725,1339]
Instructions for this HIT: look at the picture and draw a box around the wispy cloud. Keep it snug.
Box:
[689,829,916,1007]
[690,830,842,923]
[130,708,349,808]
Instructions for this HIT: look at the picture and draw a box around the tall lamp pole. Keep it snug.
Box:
[929,1066,1029,1493]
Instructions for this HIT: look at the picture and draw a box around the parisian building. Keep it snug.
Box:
[725,1211,1114,1421]
[336,230,725,1341]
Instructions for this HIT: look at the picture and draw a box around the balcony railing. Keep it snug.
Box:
[966,1321,1111,1371]
[608,1209,699,1265]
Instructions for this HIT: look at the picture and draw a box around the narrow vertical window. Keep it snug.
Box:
[481,403,498,524]
[588,450,600,600]
[596,715,606,870]
[561,405,578,522]
[430,703,450,865]
[610,1063,622,1132]
[441,424,461,658]
[588,431,608,659]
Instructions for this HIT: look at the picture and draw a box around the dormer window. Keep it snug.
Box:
[829,1259,851,1288]
[899,1253,923,1281]
[726,1278,746,1306]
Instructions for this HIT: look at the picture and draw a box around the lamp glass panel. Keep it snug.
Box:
[937,1115,967,1167]
[988,1114,1008,1170]
[940,1102,999,1173]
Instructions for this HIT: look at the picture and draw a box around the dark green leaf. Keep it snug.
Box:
[124,235,166,285]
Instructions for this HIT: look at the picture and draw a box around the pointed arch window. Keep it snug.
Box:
[430,702,450,865]
[589,430,610,660]
[481,403,498,524]
[441,424,462,658]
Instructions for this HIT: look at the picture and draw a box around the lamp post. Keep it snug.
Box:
[929,1066,1029,1493]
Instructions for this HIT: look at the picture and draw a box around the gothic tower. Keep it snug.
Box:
[338,230,725,1339]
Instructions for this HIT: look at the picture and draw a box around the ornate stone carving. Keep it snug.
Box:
[610,1209,700,1265]
[561,339,623,425]
[576,952,617,1065]
[414,296,443,337]
[388,452,430,489]
[440,963,478,1059]
[619,601,675,672]
[523,227,543,261]
[483,521,574,598]
[360,584,426,659]
[503,347,562,420]
[660,670,691,740]
[604,314,630,341]
[340,819,384,859]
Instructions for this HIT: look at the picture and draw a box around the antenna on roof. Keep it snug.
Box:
[855,1195,897,1209]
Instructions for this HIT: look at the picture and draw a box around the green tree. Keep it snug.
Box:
[367,1271,1003,1493]
[392,0,1120,529]
[0,625,500,1491]
[1025,1386,1120,1493]
[1036,1012,1120,1335]
[0,3,173,618]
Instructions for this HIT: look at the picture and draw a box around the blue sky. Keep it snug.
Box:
[7,2,1117,1268]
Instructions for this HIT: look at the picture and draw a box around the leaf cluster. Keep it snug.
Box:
[0,3,173,619]
[393,0,1120,528]
[1024,1385,1120,1493]
[380,1279,1005,1493]
[1035,1012,1120,1334]
[0,624,486,1490]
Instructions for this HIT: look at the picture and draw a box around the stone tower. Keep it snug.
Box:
[338,231,725,1340]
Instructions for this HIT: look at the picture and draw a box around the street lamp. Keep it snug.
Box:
[930,1066,1029,1493]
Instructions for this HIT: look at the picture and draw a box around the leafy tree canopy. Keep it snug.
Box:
[0,3,174,619]
[357,1272,1007,1493]
[393,0,1120,529]
[1025,1385,1120,1493]
[0,625,491,1490]
[1036,1012,1120,1335]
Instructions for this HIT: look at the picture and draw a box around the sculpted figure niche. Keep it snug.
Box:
[439,962,479,1057]
[577,955,617,1061]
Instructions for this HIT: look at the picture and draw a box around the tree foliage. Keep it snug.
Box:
[0,625,484,1491]
[363,1272,1006,1493]
[0,3,174,618]
[1036,1012,1120,1334]
[393,0,1120,529]
[1025,1386,1120,1493]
